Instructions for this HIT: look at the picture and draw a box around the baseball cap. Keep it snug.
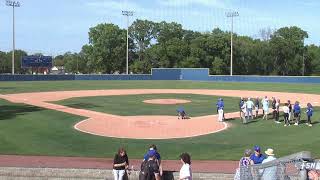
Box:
[148,149,157,157]
[254,145,261,152]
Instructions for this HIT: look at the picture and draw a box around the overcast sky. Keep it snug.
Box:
[0,0,319,55]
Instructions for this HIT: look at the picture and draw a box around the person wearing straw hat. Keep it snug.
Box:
[261,148,277,180]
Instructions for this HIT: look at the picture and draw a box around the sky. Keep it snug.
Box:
[0,0,319,55]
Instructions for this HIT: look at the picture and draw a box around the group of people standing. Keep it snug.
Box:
[237,96,314,126]
[112,145,192,180]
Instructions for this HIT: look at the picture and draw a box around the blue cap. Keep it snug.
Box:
[254,145,261,152]
[148,149,157,157]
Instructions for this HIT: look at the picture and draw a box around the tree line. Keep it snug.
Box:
[1,19,320,75]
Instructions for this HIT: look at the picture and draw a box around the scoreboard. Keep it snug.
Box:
[21,56,53,68]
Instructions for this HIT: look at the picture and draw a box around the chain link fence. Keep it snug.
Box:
[239,151,313,180]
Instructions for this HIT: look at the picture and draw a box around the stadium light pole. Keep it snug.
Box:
[226,11,239,76]
[6,0,20,75]
[122,10,133,75]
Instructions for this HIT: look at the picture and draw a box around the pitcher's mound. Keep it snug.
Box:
[143,99,191,105]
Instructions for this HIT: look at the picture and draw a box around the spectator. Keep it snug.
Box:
[216,98,224,122]
[139,150,161,180]
[275,99,281,124]
[238,149,254,179]
[261,148,277,180]
[239,97,244,119]
[283,103,290,126]
[179,152,192,180]
[113,147,129,180]
[246,98,254,120]
[241,100,248,124]
[254,97,260,118]
[308,170,320,180]
[287,100,293,122]
[262,98,269,120]
[250,145,266,164]
[271,97,277,119]
[306,103,314,127]
[293,101,301,126]
[261,96,268,115]
[143,144,162,176]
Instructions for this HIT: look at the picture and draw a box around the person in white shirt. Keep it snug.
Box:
[179,152,192,180]
[246,98,254,120]
[261,148,277,180]
[282,103,290,126]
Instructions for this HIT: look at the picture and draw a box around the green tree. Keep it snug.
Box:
[82,23,127,74]
[129,20,157,62]
[270,26,308,75]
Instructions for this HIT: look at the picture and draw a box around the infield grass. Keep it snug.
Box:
[55,94,240,116]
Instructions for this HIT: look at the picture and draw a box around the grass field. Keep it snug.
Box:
[1,80,320,94]
[56,94,240,116]
[1,80,320,160]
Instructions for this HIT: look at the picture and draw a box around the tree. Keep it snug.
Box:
[270,26,308,75]
[82,23,127,74]
[306,45,320,75]
[212,57,227,75]
[129,20,157,61]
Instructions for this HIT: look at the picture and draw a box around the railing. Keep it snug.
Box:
[240,151,313,180]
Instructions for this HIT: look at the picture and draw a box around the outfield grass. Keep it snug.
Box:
[56,94,240,116]
[1,80,320,94]
[1,97,320,160]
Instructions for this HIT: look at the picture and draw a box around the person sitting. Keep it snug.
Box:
[177,106,188,119]
[250,145,266,164]
[261,148,277,180]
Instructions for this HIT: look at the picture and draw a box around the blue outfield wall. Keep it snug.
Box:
[1,68,320,83]
[0,75,75,81]
[75,74,151,80]
[207,75,320,83]
[151,68,181,80]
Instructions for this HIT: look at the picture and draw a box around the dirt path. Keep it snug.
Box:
[1,89,319,139]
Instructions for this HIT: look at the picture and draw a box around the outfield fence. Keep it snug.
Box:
[1,68,320,83]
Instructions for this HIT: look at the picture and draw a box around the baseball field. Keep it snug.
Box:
[0,80,319,160]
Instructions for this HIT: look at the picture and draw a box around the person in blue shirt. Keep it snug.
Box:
[250,145,266,164]
[293,101,301,126]
[177,106,187,119]
[216,98,224,122]
[306,103,313,127]
[143,144,162,176]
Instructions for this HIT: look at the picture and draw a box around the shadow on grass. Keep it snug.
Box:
[225,117,260,125]
[0,105,43,121]
[62,103,103,109]
[0,87,16,90]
